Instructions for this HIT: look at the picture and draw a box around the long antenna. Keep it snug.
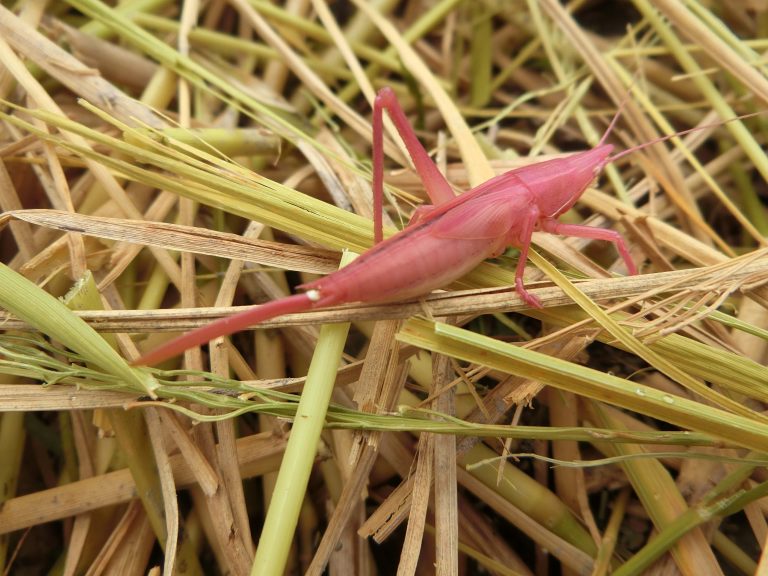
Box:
[598,84,635,147]
[607,111,762,165]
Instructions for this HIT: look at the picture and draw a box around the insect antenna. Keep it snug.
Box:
[598,86,635,147]
[607,111,762,165]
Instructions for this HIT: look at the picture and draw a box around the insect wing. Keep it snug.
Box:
[429,194,516,241]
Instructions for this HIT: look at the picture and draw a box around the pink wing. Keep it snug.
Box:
[428,195,518,241]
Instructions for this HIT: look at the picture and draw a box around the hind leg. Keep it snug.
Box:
[540,219,637,275]
[373,88,456,243]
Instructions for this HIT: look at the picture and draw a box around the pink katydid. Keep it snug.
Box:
[133,86,727,367]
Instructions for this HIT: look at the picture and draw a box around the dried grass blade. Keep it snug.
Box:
[0,4,161,127]
[654,0,768,105]
[527,250,762,419]
[0,432,286,535]
[632,0,768,246]
[6,209,341,274]
[349,0,495,186]
[587,404,723,575]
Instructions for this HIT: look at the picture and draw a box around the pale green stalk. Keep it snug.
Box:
[462,443,597,556]
[137,263,174,311]
[0,264,156,395]
[469,3,493,107]
[0,412,24,569]
[711,532,758,575]
[67,0,315,144]
[633,0,768,246]
[529,305,768,403]
[397,318,768,453]
[250,252,355,576]
[586,402,713,574]
[79,0,170,38]
[612,474,768,575]
[65,272,201,574]
[125,127,281,157]
[0,337,727,446]
[684,0,764,62]
[609,39,768,58]
[722,139,768,235]
[527,251,759,419]
[246,0,399,70]
[336,0,465,103]
[132,13,357,80]
[526,0,630,202]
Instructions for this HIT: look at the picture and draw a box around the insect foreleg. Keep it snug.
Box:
[539,219,638,275]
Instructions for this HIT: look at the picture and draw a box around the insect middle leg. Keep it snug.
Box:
[512,205,543,308]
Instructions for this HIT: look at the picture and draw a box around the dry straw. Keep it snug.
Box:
[1,1,768,575]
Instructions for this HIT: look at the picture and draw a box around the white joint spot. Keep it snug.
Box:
[306,289,321,302]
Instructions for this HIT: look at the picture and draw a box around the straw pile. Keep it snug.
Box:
[1,1,767,574]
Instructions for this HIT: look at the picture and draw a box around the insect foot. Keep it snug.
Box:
[515,278,543,309]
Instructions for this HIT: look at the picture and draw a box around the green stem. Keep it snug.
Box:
[250,251,356,576]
